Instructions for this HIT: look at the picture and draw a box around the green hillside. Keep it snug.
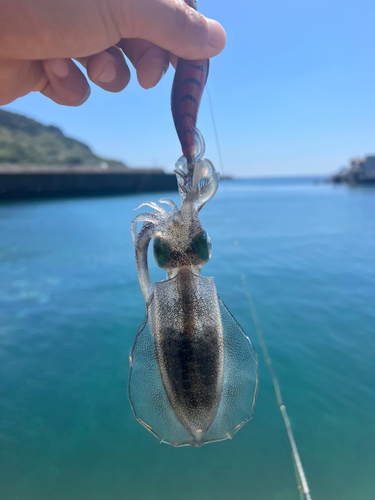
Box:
[0,109,126,167]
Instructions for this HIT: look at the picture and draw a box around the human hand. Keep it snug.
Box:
[0,0,225,106]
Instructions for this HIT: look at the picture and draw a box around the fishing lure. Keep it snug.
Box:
[129,0,258,447]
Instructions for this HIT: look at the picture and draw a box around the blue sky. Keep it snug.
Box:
[3,0,375,177]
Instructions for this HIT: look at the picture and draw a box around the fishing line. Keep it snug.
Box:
[206,87,238,237]
[207,88,225,174]
[207,90,313,500]
[242,276,312,500]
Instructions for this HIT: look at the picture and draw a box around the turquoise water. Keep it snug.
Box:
[1,178,374,500]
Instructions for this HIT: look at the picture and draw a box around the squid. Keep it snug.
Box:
[128,0,258,447]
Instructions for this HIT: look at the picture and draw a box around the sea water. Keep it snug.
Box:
[0,178,374,500]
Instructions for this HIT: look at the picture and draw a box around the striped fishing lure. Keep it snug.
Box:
[171,0,209,164]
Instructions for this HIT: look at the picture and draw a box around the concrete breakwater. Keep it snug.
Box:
[0,165,178,200]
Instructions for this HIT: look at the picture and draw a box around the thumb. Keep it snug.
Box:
[123,0,226,60]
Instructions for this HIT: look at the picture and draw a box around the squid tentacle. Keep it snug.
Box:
[130,213,160,246]
[159,199,179,214]
[134,221,157,306]
[134,202,167,214]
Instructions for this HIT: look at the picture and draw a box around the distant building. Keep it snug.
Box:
[331,155,375,185]
[361,156,375,179]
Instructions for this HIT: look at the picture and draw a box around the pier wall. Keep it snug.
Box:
[0,166,178,200]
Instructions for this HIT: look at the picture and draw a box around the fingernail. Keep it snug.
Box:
[97,61,117,84]
[48,58,70,78]
[207,20,226,51]
[161,65,168,78]
[152,63,169,88]
[76,85,91,106]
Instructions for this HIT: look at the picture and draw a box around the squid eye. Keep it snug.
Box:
[192,231,212,263]
[153,237,171,269]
